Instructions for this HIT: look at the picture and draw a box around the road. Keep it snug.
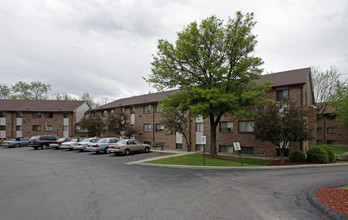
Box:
[0,147,347,220]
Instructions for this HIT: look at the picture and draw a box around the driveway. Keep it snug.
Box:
[0,147,347,220]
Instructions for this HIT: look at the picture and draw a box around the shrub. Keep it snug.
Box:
[289,150,306,163]
[307,146,329,164]
[318,145,335,162]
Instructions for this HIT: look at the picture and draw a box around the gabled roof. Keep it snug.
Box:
[259,67,310,87]
[0,100,87,112]
[95,90,179,110]
[94,68,311,111]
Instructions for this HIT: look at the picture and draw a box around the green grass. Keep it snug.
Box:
[331,146,348,155]
[145,154,270,167]
[339,185,348,190]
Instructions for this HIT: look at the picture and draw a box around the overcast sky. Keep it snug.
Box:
[1,0,348,103]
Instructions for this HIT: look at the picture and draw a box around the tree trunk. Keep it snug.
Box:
[209,116,217,156]
[280,148,285,165]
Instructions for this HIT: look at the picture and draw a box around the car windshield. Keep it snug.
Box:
[10,138,18,141]
[90,138,99,143]
[117,140,127,144]
[57,138,66,141]
[71,138,79,142]
[97,139,107,143]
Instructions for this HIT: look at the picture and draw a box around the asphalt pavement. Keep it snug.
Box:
[0,147,347,220]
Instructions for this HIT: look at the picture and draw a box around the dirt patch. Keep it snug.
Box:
[315,188,348,216]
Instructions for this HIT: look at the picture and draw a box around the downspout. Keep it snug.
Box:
[300,84,303,151]
[152,104,155,147]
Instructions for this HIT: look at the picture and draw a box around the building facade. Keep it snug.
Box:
[0,100,89,139]
[88,68,345,157]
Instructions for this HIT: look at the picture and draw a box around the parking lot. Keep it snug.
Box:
[0,146,347,220]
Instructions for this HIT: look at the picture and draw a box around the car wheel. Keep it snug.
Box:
[144,147,150,153]
[14,143,20,148]
[80,149,84,152]
[124,149,130,156]
[33,146,38,150]
[96,151,100,154]
[104,147,109,154]
[42,145,47,150]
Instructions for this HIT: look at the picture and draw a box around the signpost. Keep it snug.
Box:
[201,136,206,166]
[233,142,243,166]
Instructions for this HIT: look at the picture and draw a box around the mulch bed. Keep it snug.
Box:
[268,159,345,166]
[315,188,348,216]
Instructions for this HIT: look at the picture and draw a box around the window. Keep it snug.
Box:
[102,111,107,117]
[130,106,135,114]
[63,113,69,118]
[0,112,6,118]
[156,105,162,112]
[219,122,233,132]
[196,123,203,132]
[33,113,41,118]
[238,121,254,132]
[316,140,323,144]
[0,125,5,130]
[337,134,343,137]
[16,112,22,118]
[144,124,151,132]
[32,125,41,131]
[144,105,152,113]
[327,115,336,120]
[16,125,22,131]
[64,126,69,131]
[327,140,337,145]
[46,125,53,131]
[276,89,289,101]
[255,106,265,112]
[327,127,336,134]
[144,141,151,146]
[219,145,233,153]
[240,147,254,155]
[316,128,322,134]
[196,144,204,152]
[176,144,182,150]
[155,124,164,132]
[45,113,53,118]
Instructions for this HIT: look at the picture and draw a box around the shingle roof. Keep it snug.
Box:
[259,67,310,87]
[0,100,87,112]
[96,90,179,110]
[95,68,311,111]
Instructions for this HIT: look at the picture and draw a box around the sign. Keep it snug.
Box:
[233,142,241,151]
[201,136,206,144]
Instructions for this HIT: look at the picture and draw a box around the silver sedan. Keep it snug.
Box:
[107,139,151,156]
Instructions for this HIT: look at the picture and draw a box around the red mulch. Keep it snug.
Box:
[315,188,348,216]
[268,159,344,166]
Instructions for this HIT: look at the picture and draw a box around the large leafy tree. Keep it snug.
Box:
[0,84,11,99]
[11,81,51,100]
[253,100,313,164]
[106,109,137,138]
[146,12,270,156]
[80,116,105,137]
[330,82,348,128]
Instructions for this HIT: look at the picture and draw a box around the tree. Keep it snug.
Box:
[311,66,341,115]
[11,81,51,100]
[106,109,138,138]
[0,84,11,99]
[146,12,271,156]
[159,92,192,151]
[80,116,105,137]
[330,82,348,128]
[56,93,76,101]
[253,100,313,164]
[81,93,99,108]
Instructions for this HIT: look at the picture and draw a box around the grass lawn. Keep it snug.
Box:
[339,185,348,190]
[331,146,348,155]
[145,154,270,167]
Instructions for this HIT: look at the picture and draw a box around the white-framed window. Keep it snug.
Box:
[130,106,135,114]
[33,125,41,131]
[0,125,6,130]
[33,113,41,118]
[45,113,53,118]
[46,125,53,131]
[196,123,203,132]
[16,125,22,131]
[155,124,164,131]
[16,112,22,118]
[0,112,5,118]
[144,124,151,132]
[219,122,233,132]
[276,89,289,101]
[196,144,204,152]
[156,105,162,112]
[63,113,69,118]
[219,145,233,153]
[238,121,254,132]
[144,105,152,113]
[327,127,336,134]
[64,126,69,131]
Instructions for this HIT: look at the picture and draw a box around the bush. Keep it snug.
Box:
[318,145,335,162]
[289,150,306,163]
[307,146,329,164]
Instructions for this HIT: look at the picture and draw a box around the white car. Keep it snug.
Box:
[60,138,84,150]
[73,138,99,152]
[107,139,151,156]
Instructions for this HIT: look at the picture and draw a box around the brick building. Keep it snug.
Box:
[0,100,89,139]
[88,67,337,157]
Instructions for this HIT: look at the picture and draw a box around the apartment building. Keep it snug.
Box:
[0,100,89,139]
[89,68,328,157]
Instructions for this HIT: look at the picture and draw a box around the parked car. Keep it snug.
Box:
[29,135,59,150]
[49,137,72,150]
[60,138,84,150]
[86,138,119,154]
[107,139,151,155]
[2,137,29,148]
[73,138,99,152]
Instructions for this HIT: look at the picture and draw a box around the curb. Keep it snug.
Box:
[307,190,347,220]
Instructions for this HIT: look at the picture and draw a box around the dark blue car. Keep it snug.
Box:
[2,137,29,148]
